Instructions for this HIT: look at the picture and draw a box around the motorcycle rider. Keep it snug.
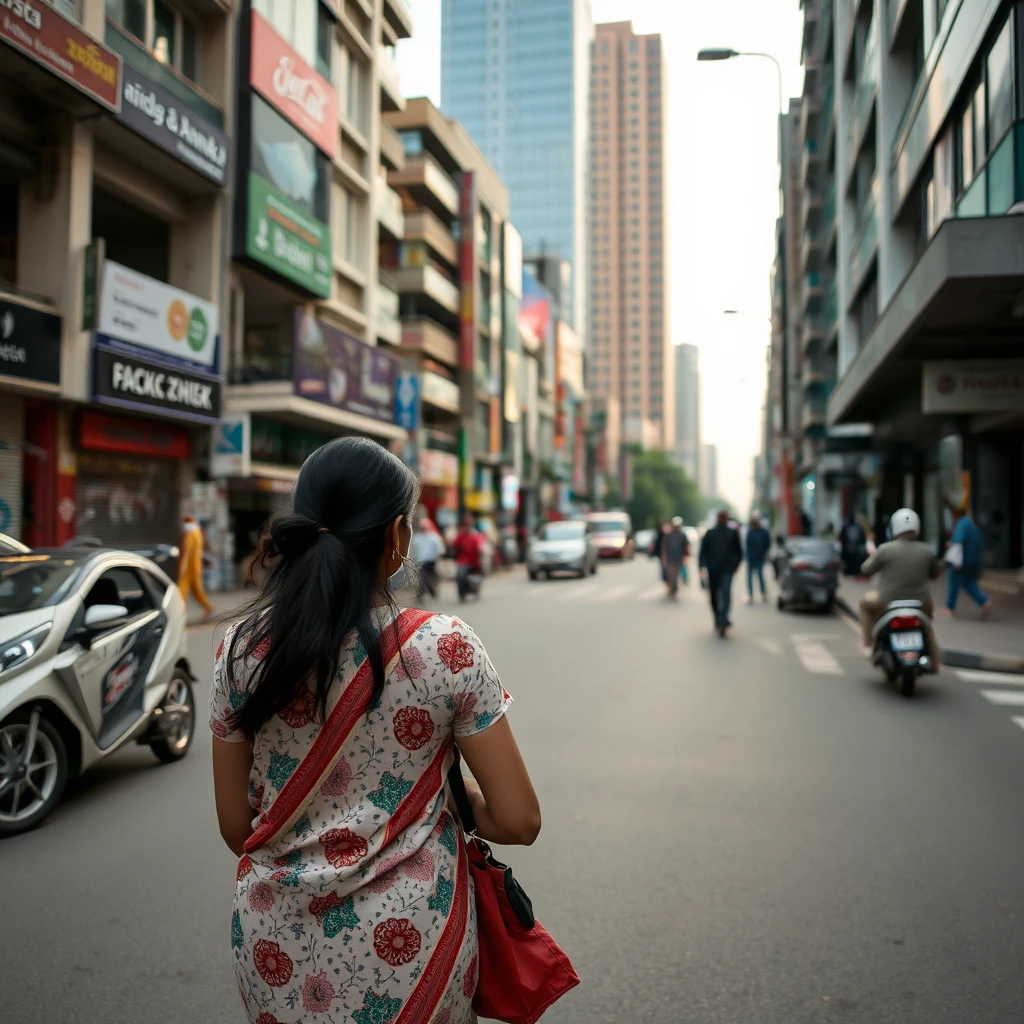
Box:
[858,507,943,670]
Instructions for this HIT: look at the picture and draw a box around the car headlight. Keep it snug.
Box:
[0,622,52,676]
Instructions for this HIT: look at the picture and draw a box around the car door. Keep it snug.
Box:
[58,564,168,750]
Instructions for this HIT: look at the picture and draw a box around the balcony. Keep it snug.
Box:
[376,279,401,345]
[389,153,460,218]
[848,183,879,297]
[378,45,405,114]
[801,137,822,188]
[802,357,830,389]
[802,399,827,431]
[801,222,822,274]
[376,178,404,240]
[801,0,819,60]
[403,208,459,266]
[393,263,460,314]
[802,186,823,232]
[801,312,826,352]
[800,88,822,147]
[380,118,405,172]
[401,317,459,367]
[383,0,413,40]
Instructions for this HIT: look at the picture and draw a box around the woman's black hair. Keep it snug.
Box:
[226,436,419,738]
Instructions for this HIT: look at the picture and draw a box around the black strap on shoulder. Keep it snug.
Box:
[446,745,478,834]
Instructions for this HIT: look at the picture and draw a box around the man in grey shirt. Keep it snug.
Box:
[859,507,943,667]
[661,517,690,598]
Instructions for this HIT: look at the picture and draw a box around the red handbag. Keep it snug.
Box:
[449,755,580,1024]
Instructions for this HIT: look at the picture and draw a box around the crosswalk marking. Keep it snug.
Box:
[955,669,1024,686]
[793,638,843,675]
[980,689,1024,707]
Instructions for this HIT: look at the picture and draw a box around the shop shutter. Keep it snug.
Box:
[0,400,24,540]
[75,451,181,548]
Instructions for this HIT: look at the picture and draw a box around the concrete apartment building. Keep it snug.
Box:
[674,342,701,487]
[221,0,413,576]
[798,0,1024,569]
[439,0,592,336]
[588,21,673,450]
[0,0,234,550]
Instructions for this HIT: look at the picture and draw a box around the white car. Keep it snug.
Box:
[0,546,195,836]
[528,521,599,580]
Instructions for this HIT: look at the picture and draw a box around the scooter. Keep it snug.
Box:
[871,599,932,697]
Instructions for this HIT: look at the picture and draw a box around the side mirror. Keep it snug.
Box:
[84,604,129,631]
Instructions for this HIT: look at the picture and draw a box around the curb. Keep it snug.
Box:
[835,594,1024,675]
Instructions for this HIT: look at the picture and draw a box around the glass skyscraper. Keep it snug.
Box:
[441,0,592,333]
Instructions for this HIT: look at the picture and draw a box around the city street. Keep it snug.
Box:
[3,559,1024,1023]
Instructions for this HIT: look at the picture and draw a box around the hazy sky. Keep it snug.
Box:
[397,0,804,512]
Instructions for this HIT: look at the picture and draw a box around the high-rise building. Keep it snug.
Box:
[440,0,592,333]
[587,21,673,449]
[673,344,701,486]
[701,444,719,503]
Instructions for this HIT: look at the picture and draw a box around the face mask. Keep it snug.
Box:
[388,531,413,591]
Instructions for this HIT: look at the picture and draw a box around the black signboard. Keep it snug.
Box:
[93,337,222,424]
[116,65,229,186]
[0,296,62,385]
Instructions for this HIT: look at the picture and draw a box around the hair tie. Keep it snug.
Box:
[317,526,329,533]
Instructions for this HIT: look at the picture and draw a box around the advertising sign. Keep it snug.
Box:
[0,1,121,111]
[395,372,420,431]
[0,295,61,386]
[80,409,191,460]
[293,309,399,423]
[923,360,1024,414]
[93,339,222,424]
[116,65,229,185]
[556,321,584,399]
[503,223,523,298]
[211,413,251,478]
[98,260,218,369]
[250,11,337,157]
[246,172,331,297]
[419,449,459,488]
[459,172,476,372]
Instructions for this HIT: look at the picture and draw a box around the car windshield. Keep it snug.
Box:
[538,523,586,541]
[0,555,82,616]
[589,520,627,535]
[787,539,835,556]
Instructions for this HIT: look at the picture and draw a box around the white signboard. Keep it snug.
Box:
[210,412,250,478]
[923,360,1024,414]
[99,260,219,368]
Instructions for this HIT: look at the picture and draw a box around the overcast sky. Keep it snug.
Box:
[397,0,804,513]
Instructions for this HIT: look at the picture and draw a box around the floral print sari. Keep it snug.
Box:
[210,610,513,1024]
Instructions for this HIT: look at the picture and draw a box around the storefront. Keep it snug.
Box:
[0,294,62,545]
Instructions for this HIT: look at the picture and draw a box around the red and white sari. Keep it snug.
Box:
[211,609,513,1024]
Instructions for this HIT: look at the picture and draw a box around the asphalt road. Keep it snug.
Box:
[3,559,1024,1023]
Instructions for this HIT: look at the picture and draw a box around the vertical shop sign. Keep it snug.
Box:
[459,172,476,372]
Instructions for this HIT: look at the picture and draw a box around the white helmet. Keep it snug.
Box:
[889,507,921,538]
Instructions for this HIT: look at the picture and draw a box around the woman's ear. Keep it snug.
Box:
[391,514,405,553]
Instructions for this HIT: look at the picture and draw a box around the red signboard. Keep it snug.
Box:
[250,11,337,157]
[80,410,190,460]
[0,1,121,111]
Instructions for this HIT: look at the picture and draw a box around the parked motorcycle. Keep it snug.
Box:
[871,599,932,697]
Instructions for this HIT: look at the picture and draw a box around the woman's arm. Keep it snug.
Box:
[212,737,256,856]
[456,716,541,846]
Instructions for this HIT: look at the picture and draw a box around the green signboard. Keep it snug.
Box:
[245,172,331,298]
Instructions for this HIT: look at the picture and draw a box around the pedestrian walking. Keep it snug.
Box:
[840,515,867,576]
[652,517,670,581]
[943,505,992,618]
[411,513,445,599]
[178,515,213,620]
[210,437,541,1024]
[699,509,743,635]
[744,512,771,603]
[661,517,689,598]
[452,514,484,601]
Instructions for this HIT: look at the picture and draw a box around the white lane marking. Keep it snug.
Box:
[596,584,638,602]
[980,689,1024,707]
[956,669,1024,686]
[791,633,839,642]
[1013,717,1024,732]
[793,638,843,675]
[756,638,782,656]
[558,583,598,601]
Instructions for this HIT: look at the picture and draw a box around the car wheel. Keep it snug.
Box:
[149,670,196,764]
[528,569,538,580]
[0,709,69,838]
[776,596,785,611]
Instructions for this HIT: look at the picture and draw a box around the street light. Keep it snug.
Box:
[696,48,784,123]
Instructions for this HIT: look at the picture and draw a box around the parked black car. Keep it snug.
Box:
[775,537,841,612]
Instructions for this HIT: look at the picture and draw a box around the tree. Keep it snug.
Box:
[622,450,703,528]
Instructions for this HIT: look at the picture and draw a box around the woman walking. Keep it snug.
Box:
[211,437,541,1024]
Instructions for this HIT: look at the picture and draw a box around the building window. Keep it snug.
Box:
[107,0,201,83]
[316,3,333,81]
[987,18,1014,153]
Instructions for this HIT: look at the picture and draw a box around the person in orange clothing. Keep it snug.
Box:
[178,516,213,618]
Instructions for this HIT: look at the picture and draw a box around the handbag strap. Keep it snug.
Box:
[446,746,479,835]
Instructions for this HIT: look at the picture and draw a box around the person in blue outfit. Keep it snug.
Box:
[744,512,771,604]
[944,506,991,617]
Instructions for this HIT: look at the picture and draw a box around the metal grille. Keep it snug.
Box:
[0,399,24,539]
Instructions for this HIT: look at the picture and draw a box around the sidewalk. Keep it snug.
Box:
[185,587,250,629]
[835,573,1024,673]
